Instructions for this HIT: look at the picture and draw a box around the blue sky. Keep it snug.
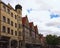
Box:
[2,0,60,36]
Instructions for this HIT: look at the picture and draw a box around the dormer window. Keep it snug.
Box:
[3,5,6,12]
[11,12,13,17]
[7,8,10,14]
[15,15,17,19]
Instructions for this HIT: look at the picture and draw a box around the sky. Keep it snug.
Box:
[2,0,60,36]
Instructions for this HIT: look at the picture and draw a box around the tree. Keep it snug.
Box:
[46,35,60,48]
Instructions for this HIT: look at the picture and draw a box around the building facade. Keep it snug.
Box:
[29,22,36,44]
[22,16,41,48]
[22,16,32,48]
[39,34,47,48]
[34,26,41,45]
[29,23,41,48]
[0,0,23,48]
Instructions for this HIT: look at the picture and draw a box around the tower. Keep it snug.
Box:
[15,4,23,47]
[15,4,22,15]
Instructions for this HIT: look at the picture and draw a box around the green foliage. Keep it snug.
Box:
[46,34,60,45]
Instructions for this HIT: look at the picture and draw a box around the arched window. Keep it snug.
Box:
[2,26,6,32]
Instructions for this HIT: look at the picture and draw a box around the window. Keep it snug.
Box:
[15,23,17,28]
[3,5,6,11]
[18,16,20,21]
[3,16,6,22]
[11,12,13,17]
[11,21,13,26]
[19,24,20,28]
[2,26,6,32]
[7,9,10,14]
[11,29,13,35]
[19,31,21,36]
[15,31,17,36]
[15,15,17,19]
[7,27,10,34]
[7,18,10,24]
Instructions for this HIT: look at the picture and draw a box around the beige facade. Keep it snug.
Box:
[0,0,1,36]
[0,1,23,48]
[0,1,23,39]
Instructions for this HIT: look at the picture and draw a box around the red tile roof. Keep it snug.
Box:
[34,25,38,33]
[29,22,33,28]
[22,16,27,25]
[34,25,37,31]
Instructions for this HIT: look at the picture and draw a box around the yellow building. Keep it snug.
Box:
[0,0,23,48]
[0,0,41,48]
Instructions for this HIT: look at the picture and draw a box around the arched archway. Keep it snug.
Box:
[11,40,18,48]
[0,36,10,48]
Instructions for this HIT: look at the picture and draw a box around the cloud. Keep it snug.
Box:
[46,22,60,27]
[46,17,60,28]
